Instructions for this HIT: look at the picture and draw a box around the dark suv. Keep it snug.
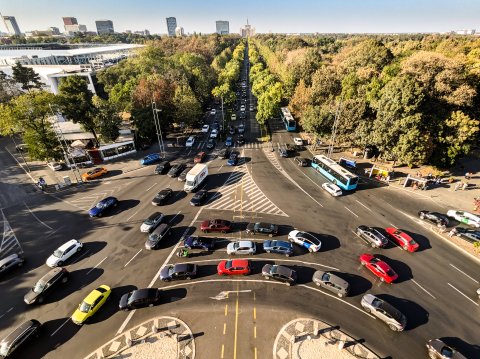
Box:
[145,224,171,250]
[24,268,69,305]
[154,161,171,174]
[168,163,186,178]
[356,225,388,248]
[418,210,449,227]
[246,222,278,237]
[0,253,24,277]
[262,264,297,286]
[0,319,41,358]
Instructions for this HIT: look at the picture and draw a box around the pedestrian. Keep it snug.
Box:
[462,182,468,191]
[454,183,459,191]
[448,228,457,237]
[465,172,471,180]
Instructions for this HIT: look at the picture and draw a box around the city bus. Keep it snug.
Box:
[280,107,296,132]
[311,155,359,191]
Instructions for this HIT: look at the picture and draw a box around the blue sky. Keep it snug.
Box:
[1,0,479,34]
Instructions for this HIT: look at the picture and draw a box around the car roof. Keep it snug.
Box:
[40,267,65,282]
[237,240,254,247]
[0,253,20,265]
[152,223,169,234]
[230,259,249,266]
[130,288,158,300]
[267,240,290,247]
[173,263,192,272]
[1,320,40,344]
[274,265,294,276]
[84,286,108,304]
[147,212,162,220]
[57,239,79,251]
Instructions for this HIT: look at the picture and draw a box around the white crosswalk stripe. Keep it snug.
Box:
[206,155,287,217]
[0,209,23,258]
[65,182,132,211]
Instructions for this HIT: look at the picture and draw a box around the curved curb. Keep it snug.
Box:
[85,316,195,359]
[273,317,380,359]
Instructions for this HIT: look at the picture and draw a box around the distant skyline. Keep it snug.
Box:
[1,0,480,34]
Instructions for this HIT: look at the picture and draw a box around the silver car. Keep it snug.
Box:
[426,339,467,359]
[360,294,406,331]
[227,240,256,255]
[312,271,350,297]
[356,225,388,248]
[0,253,24,276]
[140,212,164,233]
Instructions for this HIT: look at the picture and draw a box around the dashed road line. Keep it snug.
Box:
[24,201,53,230]
[86,256,108,275]
[124,249,142,268]
[411,279,436,299]
[449,264,479,283]
[344,206,359,218]
[447,282,478,306]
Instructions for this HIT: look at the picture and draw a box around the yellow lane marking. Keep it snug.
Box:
[253,306,256,320]
[221,344,224,358]
[233,286,240,359]
[223,322,227,335]
[225,304,228,316]
[254,347,257,359]
[254,326,257,338]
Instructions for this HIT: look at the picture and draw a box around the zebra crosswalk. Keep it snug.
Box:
[205,155,288,217]
[193,141,277,151]
[0,209,23,258]
[63,182,132,211]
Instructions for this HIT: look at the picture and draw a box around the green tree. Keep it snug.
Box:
[92,97,122,142]
[11,62,42,91]
[173,84,202,126]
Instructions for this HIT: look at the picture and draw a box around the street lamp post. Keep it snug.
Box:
[221,95,225,136]
[151,101,165,157]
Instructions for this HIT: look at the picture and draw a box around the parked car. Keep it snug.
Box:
[185,136,195,148]
[237,124,245,134]
[246,222,278,237]
[288,230,321,252]
[119,288,161,311]
[194,152,206,164]
[361,294,407,331]
[418,210,449,227]
[210,109,216,115]
[140,153,162,165]
[154,161,171,174]
[184,236,216,251]
[88,196,118,217]
[178,167,191,181]
[278,147,291,158]
[312,271,350,297]
[355,225,388,248]
[24,268,69,305]
[227,152,239,166]
[231,114,237,121]
[160,263,198,282]
[71,285,111,325]
[451,227,480,243]
[293,137,303,146]
[227,240,256,255]
[225,137,233,147]
[447,210,480,228]
[201,124,210,133]
[151,188,173,206]
[385,227,419,252]
[145,223,171,250]
[294,157,309,167]
[426,339,467,359]
[206,138,216,149]
[262,264,297,286]
[0,319,41,358]
[168,163,186,177]
[263,240,294,256]
[210,129,219,139]
[359,253,398,283]
[249,105,254,111]
[217,259,250,276]
[200,219,232,233]
[81,167,108,181]
[190,189,208,206]
[218,148,231,159]
[46,239,83,267]
[140,212,164,233]
[322,182,342,197]
[236,135,245,146]
[240,105,246,112]
[0,253,24,277]
[47,162,63,171]
[229,126,235,135]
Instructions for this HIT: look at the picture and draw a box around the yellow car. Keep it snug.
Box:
[71,285,111,325]
[81,167,108,181]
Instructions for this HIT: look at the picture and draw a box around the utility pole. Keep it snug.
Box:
[151,101,165,157]
[221,95,225,137]
[327,100,342,159]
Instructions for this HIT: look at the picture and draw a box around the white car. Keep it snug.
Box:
[47,162,63,171]
[322,182,342,197]
[210,129,219,138]
[201,124,210,133]
[185,136,195,148]
[140,212,164,233]
[447,210,480,228]
[238,124,245,134]
[227,240,256,255]
[46,239,83,267]
[231,114,237,121]
[210,109,216,115]
[293,138,303,146]
[240,105,246,112]
[288,230,321,252]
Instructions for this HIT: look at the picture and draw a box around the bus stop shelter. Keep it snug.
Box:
[403,174,430,190]
[365,165,391,180]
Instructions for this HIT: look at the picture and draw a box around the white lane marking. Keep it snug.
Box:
[355,200,373,212]
[344,206,359,218]
[447,283,479,306]
[126,210,139,222]
[124,249,142,268]
[50,318,71,337]
[146,183,157,193]
[389,223,398,228]
[86,256,108,275]
[411,279,436,299]
[24,201,53,230]
[70,249,90,265]
[116,208,204,335]
[4,146,35,182]
[155,279,375,319]
[168,210,181,224]
[0,307,14,319]
[218,165,224,172]
[449,264,479,283]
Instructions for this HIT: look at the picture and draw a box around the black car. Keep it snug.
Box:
[159,263,198,282]
[262,264,297,286]
[452,227,480,243]
[218,148,231,159]
[294,157,309,167]
[24,268,69,305]
[178,167,191,182]
[355,225,389,248]
[118,288,161,311]
[154,161,171,174]
[145,223,171,250]
[190,189,208,206]
[0,319,41,358]
[151,188,173,206]
[0,253,24,277]
[206,138,216,149]
[236,135,245,146]
[168,163,186,178]
[183,236,216,251]
[246,222,279,237]
[418,210,449,227]
[229,126,235,135]
[278,147,289,158]
[227,152,239,166]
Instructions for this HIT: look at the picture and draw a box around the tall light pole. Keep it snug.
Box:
[221,95,225,136]
[151,101,165,157]
[327,100,342,159]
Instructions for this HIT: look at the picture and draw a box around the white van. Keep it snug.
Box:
[185,136,195,148]
[184,164,208,192]
[322,182,342,197]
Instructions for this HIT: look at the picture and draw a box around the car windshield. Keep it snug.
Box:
[149,235,159,243]
[125,293,135,304]
[410,239,417,245]
[96,202,104,209]
[144,219,153,225]
[270,265,278,274]
[186,180,195,186]
[53,249,63,258]
[386,269,395,276]
[321,273,330,281]
[168,266,175,275]
[225,260,233,269]
[33,280,46,293]
[370,258,380,264]
[79,301,91,313]
[440,347,454,357]
[233,242,239,249]
[371,298,382,308]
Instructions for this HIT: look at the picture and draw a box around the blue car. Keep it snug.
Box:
[88,196,118,217]
[140,153,162,165]
[227,152,239,166]
[262,240,294,257]
[225,137,233,147]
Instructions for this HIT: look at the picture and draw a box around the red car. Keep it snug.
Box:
[194,151,206,163]
[217,259,251,276]
[385,227,419,252]
[359,254,398,283]
[200,219,232,233]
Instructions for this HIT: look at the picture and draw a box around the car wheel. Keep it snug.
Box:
[361,261,366,266]
[162,279,170,282]
[58,261,63,266]
[266,250,271,253]
[98,213,102,217]
[61,276,69,283]
[18,261,23,267]
[388,324,398,331]
[420,213,425,219]
[363,306,371,313]
[285,253,290,257]
[437,222,443,228]
[380,277,385,282]
[186,276,191,280]
[402,245,408,251]
[286,282,291,286]
[148,303,154,307]
[370,242,376,248]
[77,247,82,252]
[37,296,44,304]
[203,230,208,234]
[269,234,273,237]
[337,293,344,298]
[264,276,269,280]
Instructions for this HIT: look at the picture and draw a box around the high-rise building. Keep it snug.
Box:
[166,17,177,37]
[216,21,229,35]
[175,26,184,37]
[64,24,87,34]
[2,16,21,35]
[62,17,78,28]
[240,19,255,38]
[96,20,114,35]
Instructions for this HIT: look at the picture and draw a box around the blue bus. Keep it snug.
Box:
[280,107,296,132]
[311,155,359,191]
